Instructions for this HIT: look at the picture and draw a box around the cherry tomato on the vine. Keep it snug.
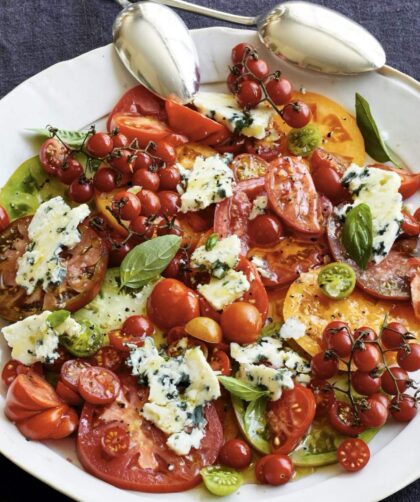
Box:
[351,370,381,396]
[231,43,255,64]
[132,169,160,192]
[381,367,409,395]
[265,77,293,105]
[391,394,417,422]
[396,343,420,372]
[57,157,84,185]
[138,189,161,216]
[309,379,336,417]
[353,343,381,372]
[236,80,262,108]
[358,398,388,428]
[246,57,269,80]
[328,401,365,436]
[93,168,117,192]
[159,166,181,191]
[310,351,338,379]
[133,152,153,171]
[69,177,94,203]
[112,191,142,221]
[381,322,408,350]
[281,101,311,128]
[322,321,353,357]
[86,132,114,158]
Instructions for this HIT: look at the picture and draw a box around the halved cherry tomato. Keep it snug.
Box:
[17,403,78,440]
[1,360,42,386]
[78,366,120,405]
[337,438,370,472]
[89,346,124,372]
[77,375,223,492]
[108,329,148,353]
[237,256,269,320]
[328,401,365,436]
[56,380,83,406]
[232,154,268,181]
[267,384,316,454]
[309,379,336,417]
[209,349,232,376]
[371,163,420,200]
[401,212,420,236]
[107,84,167,129]
[39,138,68,175]
[100,423,130,457]
[165,101,226,141]
[60,359,91,392]
[310,148,349,204]
[266,157,323,234]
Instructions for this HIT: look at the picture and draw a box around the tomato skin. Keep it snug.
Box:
[328,401,365,436]
[89,346,124,373]
[219,439,251,469]
[159,166,181,191]
[220,302,262,344]
[381,367,409,395]
[39,138,68,175]
[17,404,78,440]
[78,367,120,405]
[267,384,316,454]
[311,351,338,379]
[122,315,154,338]
[261,454,294,486]
[381,322,407,349]
[69,177,94,203]
[353,344,381,372]
[358,398,388,428]
[401,212,420,236]
[236,80,263,108]
[86,132,113,158]
[309,379,336,417]
[209,350,232,376]
[109,329,147,353]
[158,190,180,217]
[281,101,311,128]
[390,394,417,422]
[132,169,160,192]
[354,326,377,342]
[370,393,390,412]
[138,189,161,216]
[337,438,370,472]
[236,257,269,320]
[397,343,420,372]
[322,321,353,357]
[112,191,141,220]
[371,163,420,199]
[147,278,200,329]
[231,43,255,64]
[266,78,293,106]
[248,214,283,247]
[351,371,381,396]
[2,360,42,387]
[56,380,83,406]
[310,148,349,204]
[60,359,91,392]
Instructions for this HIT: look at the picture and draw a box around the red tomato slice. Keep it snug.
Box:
[78,367,120,405]
[77,376,223,492]
[107,84,167,129]
[60,359,91,392]
[267,384,316,454]
[236,256,269,320]
[1,360,42,387]
[370,163,420,200]
[56,380,83,407]
[89,346,124,373]
[337,438,370,472]
[266,157,323,235]
[327,211,417,300]
[200,126,232,146]
[17,404,78,440]
[232,154,268,182]
[165,101,225,142]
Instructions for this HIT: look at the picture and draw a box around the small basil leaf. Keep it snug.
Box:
[26,128,90,147]
[205,233,219,251]
[47,310,70,329]
[120,235,182,289]
[218,375,269,401]
[355,93,401,168]
[342,203,373,270]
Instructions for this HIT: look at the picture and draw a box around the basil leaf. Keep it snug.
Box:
[231,395,270,454]
[120,235,182,289]
[218,375,270,401]
[355,93,401,168]
[26,128,90,147]
[47,310,70,329]
[342,203,373,270]
[205,233,219,251]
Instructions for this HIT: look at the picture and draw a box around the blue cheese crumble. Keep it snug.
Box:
[2,310,82,365]
[127,338,220,456]
[190,235,241,278]
[339,165,403,263]
[179,155,234,213]
[15,196,90,294]
[197,269,250,311]
[249,195,268,220]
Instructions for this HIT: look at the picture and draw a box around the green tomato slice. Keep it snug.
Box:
[317,262,356,299]
[287,124,322,157]
[232,395,270,454]
[200,466,243,497]
[60,320,104,358]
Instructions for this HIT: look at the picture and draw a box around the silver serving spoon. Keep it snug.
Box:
[113,0,386,103]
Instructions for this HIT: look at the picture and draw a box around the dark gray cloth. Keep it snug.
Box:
[0,0,419,501]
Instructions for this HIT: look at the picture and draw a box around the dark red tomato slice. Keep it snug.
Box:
[236,256,269,320]
[327,211,416,300]
[89,346,124,373]
[77,375,223,492]
[328,401,365,436]
[310,148,350,204]
[248,236,329,288]
[232,154,268,182]
[267,384,316,454]
[309,379,336,418]
[0,217,108,322]
[56,380,83,406]
[213,134,246,155]
[370,163,420,200]
[266,157,323,235]
[78,367,120,405]
[107,84,167,129]
[60,359,91,392]
[165,101,226,142]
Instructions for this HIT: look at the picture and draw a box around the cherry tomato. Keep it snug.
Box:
[257,454,294,486]
[328,401,365,436]
[309,379,336,417]
[89,346,124,373]
[162,251,187,278]
[100,423,130,457]
[60,359,91,392]
[158,191,180,216]
[245,136,285,162]
[227,72,240,93]
[353,344,381,372]
[381,322,408,349]
[109,149,135,175]
[231,43,255,64]
[57,157,84,185]
[237,256,269,320]
[214,135,246,155]
[397,343,420,372]
[78,366,120,405]
[268,384,316,454]
[122,315,154,338]
[220,302,262,344]
[17,403,78,440]
[93,167,117,192]
[112,191,142,220]
[322,321,353,357]
[132,168,160,192]
[381,367,409,395]
[56,380,83,406]
[1,360,42,387]
[248,214,283,247]
[337,438,370,472]
[109,240,134,266]
[255,454,274,483]
[133,152,153,171]
[159,166,181,191]
[130,215,154,239]
[147,278,200,329]
[156,216,182,237]
[111,132,129,148]
[0,206,10,232]
[69,177,94,203]
[149,141,177,165]
[310,351,338,379]
[246,57,269,79]
[138,189,161,216]
[310,148,349,204]
[401,212,420,236]
[351,371,381,396]
[39,138,68,175]
[109,329,147,353]
[390,394,418,422]
[209,350,231,376]
[281,101,311,128]
[358,398,388,428]
[185,316,222,344]
[236,80,262,108]
[354,326,377,342]
[265,77,293,105]
[370,393,390,413]
[219,438,251,469]
[86,132,114,157]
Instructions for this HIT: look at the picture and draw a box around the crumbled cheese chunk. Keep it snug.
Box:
[280,317,306,340]
[197,269,250,311]
[179,155,234,213]
[237,364,294,401]
[193,92,273,140]
[249,195,268,220]
[190,235,241,278]
[16,196,90,294]
[250,255,277,282]
[127,338,220,456]
[2,310,82,365]
[339,165,403,263]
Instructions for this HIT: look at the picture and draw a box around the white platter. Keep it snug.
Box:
[0,27,419,502]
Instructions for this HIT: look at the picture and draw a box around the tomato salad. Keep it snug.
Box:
[1,42,420,496]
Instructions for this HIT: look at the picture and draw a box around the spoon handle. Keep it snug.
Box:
[150,0,257,26]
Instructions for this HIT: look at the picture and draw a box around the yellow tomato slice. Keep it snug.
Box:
[175,143,217,170]
[95,189,128,236]
[273,91,366,166]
